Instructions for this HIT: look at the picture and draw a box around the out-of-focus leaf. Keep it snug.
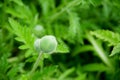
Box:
[32,65,58,80]
[110,43,120,56]
[83,63,108,72]
[58,67,75,80]
[68,11,83,44]
[10,0,24,6]
[91,30,120,46]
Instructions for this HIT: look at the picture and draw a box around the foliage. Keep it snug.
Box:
[0,0,120,80]
[91,30,120,56]
[91,30,120,46]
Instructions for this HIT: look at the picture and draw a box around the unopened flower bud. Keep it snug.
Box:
[34,35,57,53]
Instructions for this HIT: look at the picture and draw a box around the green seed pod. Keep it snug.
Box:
[34,35,58,53]
[34,39,41,53]
[33,25,45,38]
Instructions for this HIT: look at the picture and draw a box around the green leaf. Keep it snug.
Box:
[0,55,9,74]
[7,67,18,79]
[91,30,120,46]
[8,18,35,59]
[38,0,55,15]
[55,40,69,53]
[58,67,75,80]
[15,37,25,43]
[72,45,94,56]
[83,63,108,72]
[68,12,79,39]
[6,4,32,22]
[10,0,24,6]
[19,45,29,49]
[68,11,83,44]
[110,43,120,56]
[32,65,58,80]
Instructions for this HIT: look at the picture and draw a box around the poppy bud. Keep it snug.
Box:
[34,35,57,53]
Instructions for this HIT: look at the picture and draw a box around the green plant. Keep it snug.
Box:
[30,35,58,78]
[0,0,120,80]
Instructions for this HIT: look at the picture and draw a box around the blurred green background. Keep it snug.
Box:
[0,0,120,80]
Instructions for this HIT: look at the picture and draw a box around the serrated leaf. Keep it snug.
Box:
[9,18,35,53]
[6,8,23,19]
[8,18,21,32]
[91,30,120,46]
[55,41,69,53]
[68,11,83,44]
[110,43,120,56]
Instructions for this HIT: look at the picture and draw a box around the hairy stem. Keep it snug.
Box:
[86,33,113,68]
[29,51,43,77]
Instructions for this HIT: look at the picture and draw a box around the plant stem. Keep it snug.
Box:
[86,33,113,68]
[49,0,81,22]
[30,51,43,76]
